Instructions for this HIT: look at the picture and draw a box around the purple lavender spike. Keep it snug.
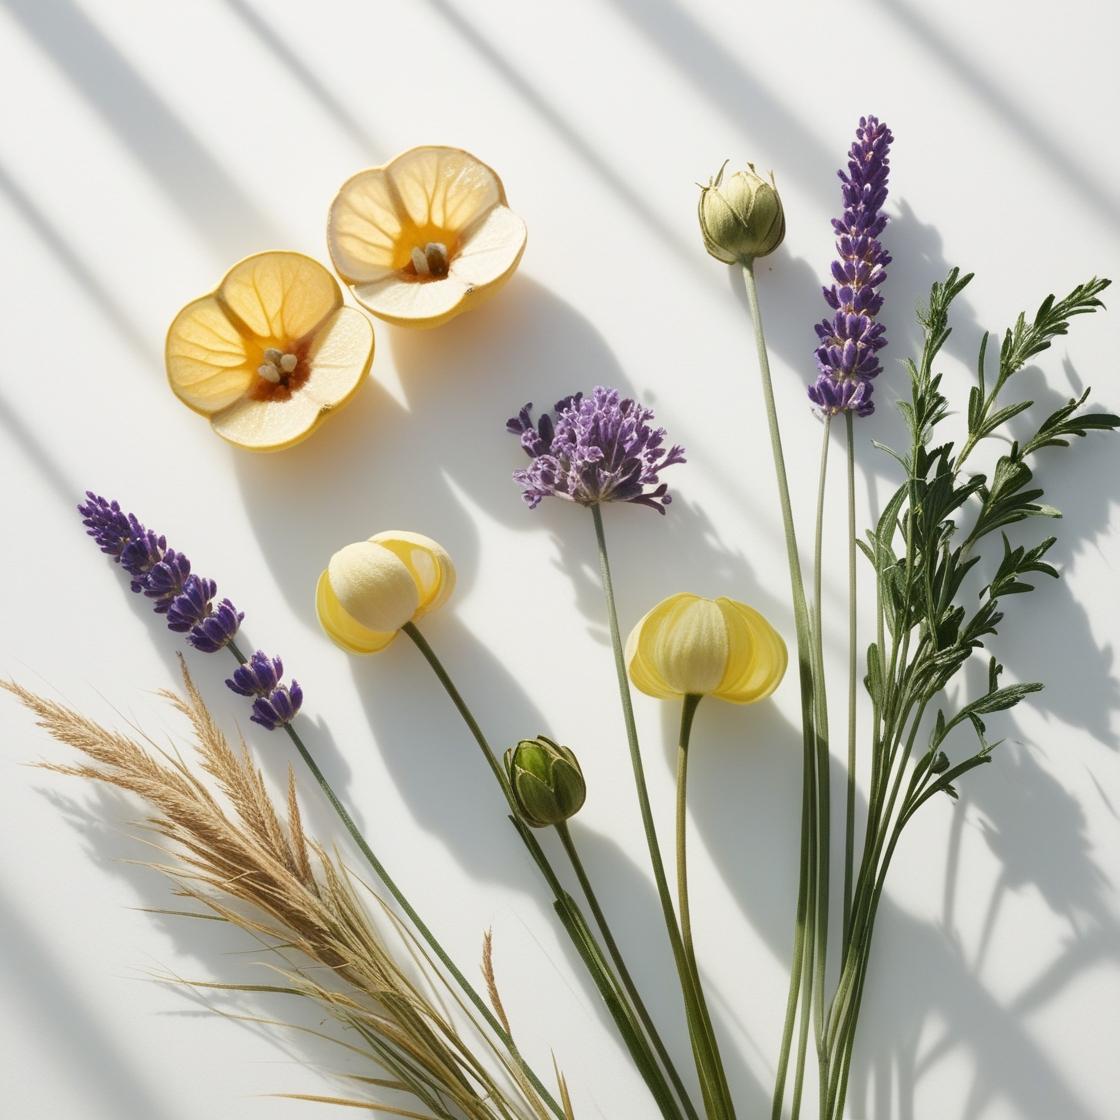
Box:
[808,116,893,417]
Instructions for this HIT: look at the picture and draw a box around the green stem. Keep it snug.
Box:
[591,503,735,1120]
[224,640,563,1120]
[842,412,857,955]
[810,420,832,1083]
[675,694,705,1004]
[742,262,821,1120]
[402,622,690,1120]
[556,822,701,1120]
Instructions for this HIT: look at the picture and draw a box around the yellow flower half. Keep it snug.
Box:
[166,251,375,451]
[625,592,787,704]
[316,531,456,655]
[327,146,527,328]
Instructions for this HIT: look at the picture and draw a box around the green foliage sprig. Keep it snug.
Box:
[825,271,1117,1117]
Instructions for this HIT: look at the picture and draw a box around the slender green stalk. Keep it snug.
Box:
[675,695,705,999]
[743,262,822,1120]
[842,413,857,953]
[224,640,563,1120]
[556,822,701,1120]
[591,503,736,1120]
[809,420,832,1085]
[402,622,691,1120]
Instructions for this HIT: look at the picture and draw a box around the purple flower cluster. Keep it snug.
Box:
[507,387,686,514]
[808,115,893,418]
[226,651,303,731]
[79,492,301,732]
[79,493,242,652]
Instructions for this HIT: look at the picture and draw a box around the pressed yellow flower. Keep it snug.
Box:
[165,251,375,452]
[625,592,787,703]
[316,531,455,654]
[327,146,527,328]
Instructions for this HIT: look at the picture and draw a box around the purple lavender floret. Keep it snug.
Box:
[188,599,244,653]
[144,550,192,613]
[225,650,300,730]
[250,680,303,731]
[77,492,241,653]
[227,651,286,697]
[808,115,893,417]
[506,387,686,514]
[78,494,135,559]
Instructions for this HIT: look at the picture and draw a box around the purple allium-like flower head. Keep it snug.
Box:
[78,492,241,653]
[226,650,301,731]
[808,115,893,418]
[507,387,686,514]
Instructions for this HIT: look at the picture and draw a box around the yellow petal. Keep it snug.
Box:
[219,251,341,343]
[328,541,419,633]
[369,531,455,617]
[388,146,504,234]
[713,598,788,704]
[165,294,254,414]
[350,273,472,327]
[448,205,526,287]
[327,167,403,284]
[315,570,398,655]
[626,593,729,699]
[208,307,373,452]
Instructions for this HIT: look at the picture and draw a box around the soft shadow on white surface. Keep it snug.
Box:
[4,0,281,253]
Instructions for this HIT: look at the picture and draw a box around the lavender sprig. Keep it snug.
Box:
[507,387,685,513]
[79,492,244,654]
[808,115,893,417]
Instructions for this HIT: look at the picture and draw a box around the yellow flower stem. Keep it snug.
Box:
[742,261,824,1120]
[675,693,713,1052]
[556,821,702,1120]
[401,622,691,1120]
[591,504,736,1120]
[223,640,564,1120]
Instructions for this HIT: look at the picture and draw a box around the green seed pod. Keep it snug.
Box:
[504,735,586,828]
[698,161,785,265]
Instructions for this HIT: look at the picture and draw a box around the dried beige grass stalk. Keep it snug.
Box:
[3,659,561,1120]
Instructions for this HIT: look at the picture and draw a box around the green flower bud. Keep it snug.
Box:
[698,161,785,265]
[504,735,586,828]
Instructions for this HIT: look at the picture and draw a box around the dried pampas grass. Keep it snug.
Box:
[3,659,569,1120]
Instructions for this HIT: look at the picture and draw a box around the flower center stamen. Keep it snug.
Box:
[257,347,300,384]
[409,242,450,279]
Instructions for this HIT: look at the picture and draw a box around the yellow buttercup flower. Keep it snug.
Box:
[327,146,527,328]
[625,592,787,703]
[166,251,375,451]
[316,531,455,654]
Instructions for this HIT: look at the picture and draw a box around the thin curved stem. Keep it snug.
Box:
[556,822,701,1120]
[743,262,821,1120]
[810,419,832,1083]
[591,504,735,1120]
[402,622,692,1120]
[224,640,563,1120]
[675,694,704,992]
[843,412,857,953]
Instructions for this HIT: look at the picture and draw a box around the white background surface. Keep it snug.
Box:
[1,2,1118,1118]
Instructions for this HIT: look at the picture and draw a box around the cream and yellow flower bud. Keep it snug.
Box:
[698,162,785,265]
[625,592,787,703]
[316,531,455,654]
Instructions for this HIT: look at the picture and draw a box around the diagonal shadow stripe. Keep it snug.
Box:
[4,0,280,251]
